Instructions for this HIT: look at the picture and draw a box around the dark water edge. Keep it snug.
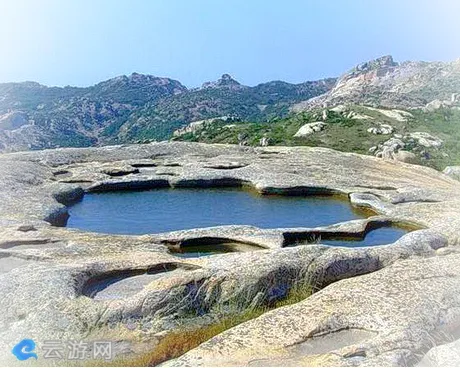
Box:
[312,227,409,248]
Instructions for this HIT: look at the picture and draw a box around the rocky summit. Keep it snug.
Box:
[293,55,460,110]
[1,142,460,366]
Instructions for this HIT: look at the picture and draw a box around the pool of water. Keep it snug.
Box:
[319,227,409,248]
[67,188,368,235]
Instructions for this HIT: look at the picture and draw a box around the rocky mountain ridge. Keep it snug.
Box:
[293,55,460,111]
[1,55,459,153]
[0,73,334,152]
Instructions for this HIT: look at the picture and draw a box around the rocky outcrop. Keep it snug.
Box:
[201,74,245,90]
[423,93,460,112]
[367,123,394,135]
[0,111,29,130]
[1,142,460,366]
[292,56,460,111]
[173,116,239,137]
[372,132,443,163]
[406,132,443,148]
[443,166,460,181]
[293,122,326,137]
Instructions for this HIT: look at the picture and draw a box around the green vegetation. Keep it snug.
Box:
[0,75,335,150]
[174,105,460,170]
[113,79,336,142]
[173,109,383,152]
[408,107,460,168]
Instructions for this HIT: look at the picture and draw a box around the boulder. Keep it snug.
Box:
[348,112,374,120]
[393,150,418,163]
[375,137,405,159]
[259,136,270,147]
[373,132,443,162]
[367,123,394,135]
[419,339,460,366]
[173,116,239,137]
[406,132,443,148]
[424,99,446,112]
[443,166,460,181]
[329,105,347,113]
[293,122,326,137]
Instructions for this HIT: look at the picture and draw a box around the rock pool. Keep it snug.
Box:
[67,188,366,234]
[67,188,408,249]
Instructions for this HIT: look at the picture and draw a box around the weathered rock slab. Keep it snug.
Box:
[0,142,460,366]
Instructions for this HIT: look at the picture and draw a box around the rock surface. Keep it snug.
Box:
[292,55,460,110]
[0,141,460,366]
[419,339,460,366]
[373,132,443,163]
[367,123,394,135]
[169,248,460,367]
[443,166,460,181]
[293,122,326,137]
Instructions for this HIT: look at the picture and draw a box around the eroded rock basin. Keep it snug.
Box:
[308,227,410,248]
[68,188,368,234]
[172,242,262,258]
[2,142,458,367]
[83,263,195,300]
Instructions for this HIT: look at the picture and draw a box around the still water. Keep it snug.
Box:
[67,188,408,250]
[67,188,367,234]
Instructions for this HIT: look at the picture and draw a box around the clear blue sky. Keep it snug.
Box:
[0,0,459,88]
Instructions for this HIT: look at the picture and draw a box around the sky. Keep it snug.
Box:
[0,0,459,88]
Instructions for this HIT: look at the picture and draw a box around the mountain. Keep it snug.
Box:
[1,55,460,154]
[0,73,334,152]
[112,76,336,143]
[0,74,187,152]
[200,73,245,90]
[292,55,460,111]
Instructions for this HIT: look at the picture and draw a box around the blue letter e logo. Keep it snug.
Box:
[12,339,38,361]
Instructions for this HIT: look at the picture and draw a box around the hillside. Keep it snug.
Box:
[1,55,459,171]
[173,103,460,170]
[111,76,335,143]
[173,56,460,170]
[0,73,334,152]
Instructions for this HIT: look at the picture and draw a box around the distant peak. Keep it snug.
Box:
[374,55,396,66]
[219,73,238,83]
[352,55,398,74]
[201,73,244,89]
[96,73,187,93]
